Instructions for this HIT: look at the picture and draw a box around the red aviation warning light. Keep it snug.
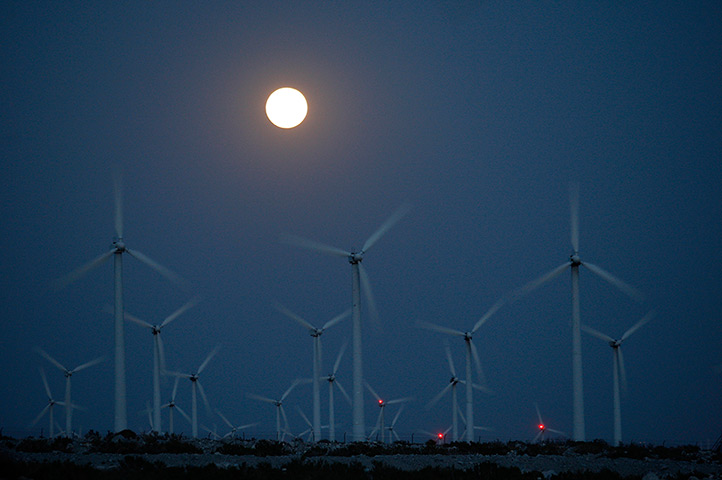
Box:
[437,433,444,439]
[378,399,383,405]
[538,424,545,430]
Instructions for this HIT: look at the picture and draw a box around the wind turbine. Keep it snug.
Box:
[247,378,308,442]
[426,340,463,441]
[35,348,103,437]
[53,174,186,432]
[124,296,200,433]
[512,184,644,441]
[274,302,349,442]
[534,403,567,442]
[30,368,64,438]
[582,311,654,445]
[216,410,258,439]
[283,203,410,440]
[419,299,501,442]
[296,406,327,442]
[169,347,219,438]
[161,376,191,435]
[384,405,406,443]
[322,343,352,442]
[365,382,413,443]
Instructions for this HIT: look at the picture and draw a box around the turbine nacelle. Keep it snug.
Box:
[152,326,161,335]
[449,375,460,385]
[113,238,126,252]
[570,252,581,266]
[347,252,364,264]
[610,339,622,349]
[463,332,472,341]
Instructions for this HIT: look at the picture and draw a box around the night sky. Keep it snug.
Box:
[2,2,721,445]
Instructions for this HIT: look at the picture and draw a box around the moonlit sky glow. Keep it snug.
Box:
[2,2,721,445]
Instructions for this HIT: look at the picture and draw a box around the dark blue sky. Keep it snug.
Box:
[2,2,721,445]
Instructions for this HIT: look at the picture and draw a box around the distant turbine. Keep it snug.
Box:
[419,299,501,442]
[169,347,219,438]
[35,348,103,437]
[426,340,463,441]
[283,203,410,440]
[274,302,349,441]
[125,296,200,433]
[384,405,406,443]
[534,403,567,442]
[582,311,654,445]
[296,406,327,442]
[248,378,308,441]
[161,376,191,435]
[216,410,258,439]
[512,184,644,441]
[365,382,413,443]
[29,368,65,438]
[322,343,352,442]
[53,174,186,432]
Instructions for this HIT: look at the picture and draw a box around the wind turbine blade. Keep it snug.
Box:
[52,250,115,289]
[570,182,579,253]
[35,348,67,373]
[238,422,259,430]
[469,341,487,386]
[73,356,104,373]
[175,405,192,424]
[30,405,50,428]
[444,340,457,377]
[621,310,655,341]
[472,297,506,334]
[426,383,453,409]
[581,324,614,343]
[279,405,290,431]
[113,172,123,239]
[201,425,220,439]
[282,378,309,401]
[157,334,167,373]
[364,381,382,402]
[618,347,628,394]
[358,263,379,323]
[418,321,465,337]
[548,428,567,436]
[197,346,219,374]
[512,263,569,301]
[125,248,187,288]
[171,376,180,400]
[535,402,543,424]
[335,380,352,405]
[167,371,193,380]
[386,396,413,405]
[322,308,351,331]
[39,368,52,399]
[196,381,212,414]
[280,234,351,258]
[246,393,276,404]
[273,302,316,331]
[583,262,644,302]
[296,407,312,428]
[392,430,401,442]
[333,342,348,374]
[124,311,154,329]
[217,410,234,429]
[534,430,543,442]
[161,296,201,328]
[362,202,411,253]
[391,405,405,427]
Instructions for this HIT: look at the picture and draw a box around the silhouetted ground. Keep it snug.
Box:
[1,432,720,479]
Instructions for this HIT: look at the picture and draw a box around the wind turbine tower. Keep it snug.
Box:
[283,204,410,441]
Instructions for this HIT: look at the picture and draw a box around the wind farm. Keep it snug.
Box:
[4,3,721,461]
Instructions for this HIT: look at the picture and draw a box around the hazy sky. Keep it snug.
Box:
[2,2,721,445]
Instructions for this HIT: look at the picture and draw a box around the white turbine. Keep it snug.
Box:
[30,368,65,438]
[53,174,186,432]
[296,406,327,442]
[534,403,567,442]
[216,410,258,439]
[274,302,349,441]
[582,311,654,445]
[169,347,219,438]
[322,343,352,442]
[283,203,410,440]
[124,296,200,433]
[419,299,501,442]
[35,348,103,437]
[512,184,644,441]
[365,382,413,443]
[161,376,191,435]
[426,340,463,441]
[247,378,308,442]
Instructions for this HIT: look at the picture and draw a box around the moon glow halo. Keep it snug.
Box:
[265,87,308,129]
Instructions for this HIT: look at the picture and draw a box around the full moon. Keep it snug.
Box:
[265,87,308,129]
